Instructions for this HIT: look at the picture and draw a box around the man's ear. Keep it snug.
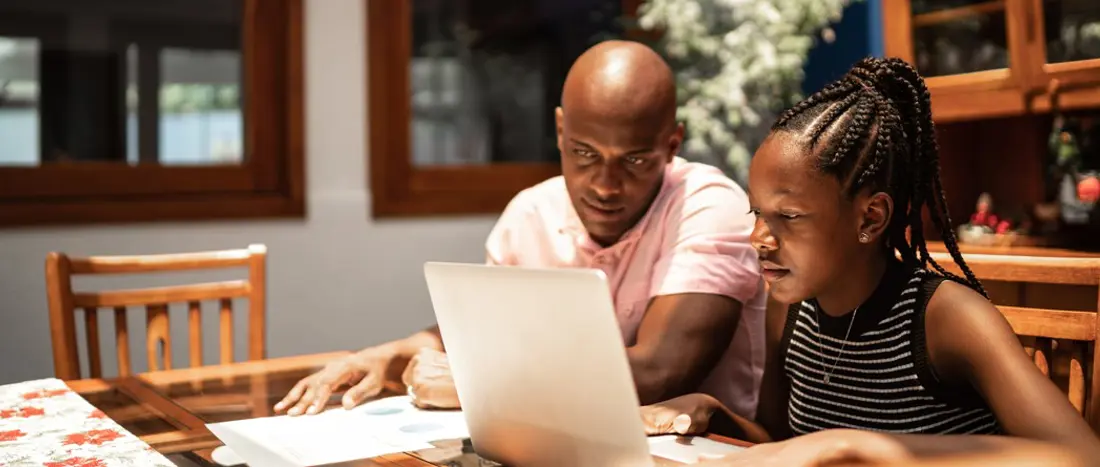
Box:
[668,122,684,162]
[858,191,893,244]
[555,107,565,153]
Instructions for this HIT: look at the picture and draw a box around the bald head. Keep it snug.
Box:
[561,40,677,126]
[555,41,683,247]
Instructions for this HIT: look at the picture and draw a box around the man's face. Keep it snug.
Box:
[555,107,682,246]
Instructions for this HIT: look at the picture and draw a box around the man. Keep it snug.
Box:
[275,40,765,420]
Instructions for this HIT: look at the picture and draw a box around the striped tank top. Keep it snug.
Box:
[779,260,1001,435]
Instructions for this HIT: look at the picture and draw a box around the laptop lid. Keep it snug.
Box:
[423,262,654,467]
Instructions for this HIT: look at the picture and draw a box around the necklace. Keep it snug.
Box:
[814,303,859,385]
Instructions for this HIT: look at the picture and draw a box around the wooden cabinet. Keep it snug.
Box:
[884,0,1100,122]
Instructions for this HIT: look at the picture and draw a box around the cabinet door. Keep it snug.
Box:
[1027,0,1100,112]
[885,0,1035,121]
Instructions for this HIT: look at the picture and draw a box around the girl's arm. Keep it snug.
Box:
[704,430,1090,467]
[915,280,1100,458]
[705,282,1100,467]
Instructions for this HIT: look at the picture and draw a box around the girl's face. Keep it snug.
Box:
[747,131,868,304]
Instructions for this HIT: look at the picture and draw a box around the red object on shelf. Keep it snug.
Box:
[1078,177,1100,203]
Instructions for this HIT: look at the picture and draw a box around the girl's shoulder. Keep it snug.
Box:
[920,272,1012,382]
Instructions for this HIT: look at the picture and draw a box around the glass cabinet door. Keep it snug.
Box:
[1042,0,1100,64]
[909,0,1012,77]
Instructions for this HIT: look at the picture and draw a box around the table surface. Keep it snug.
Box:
[65,352,749,466]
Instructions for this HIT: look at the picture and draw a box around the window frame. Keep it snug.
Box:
[367,0,641,218]
[0,0,304,226]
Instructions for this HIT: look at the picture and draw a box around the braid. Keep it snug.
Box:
[879,59,987,297]
[775,80,861,129]
[773,57,987,298]
[828,98,876,187]
[806,92,863,150]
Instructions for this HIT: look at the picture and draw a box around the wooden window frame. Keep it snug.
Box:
[0,0,304,227]
[883,0,1100,121]
[367,0,642,218]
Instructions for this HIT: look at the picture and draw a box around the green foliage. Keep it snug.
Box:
[160,84,239,113]
[637,0,855,181]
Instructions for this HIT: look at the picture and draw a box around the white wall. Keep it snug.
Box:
[0,0,498,384]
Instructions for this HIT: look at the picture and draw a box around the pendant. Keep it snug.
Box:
[823,375,830,384]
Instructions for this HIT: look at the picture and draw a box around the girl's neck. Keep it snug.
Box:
[816,252,890,318]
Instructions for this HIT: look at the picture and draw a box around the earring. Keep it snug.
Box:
[858,232,871,243]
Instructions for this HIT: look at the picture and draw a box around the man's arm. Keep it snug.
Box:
[628,293,740,404]
[629,174,761,405]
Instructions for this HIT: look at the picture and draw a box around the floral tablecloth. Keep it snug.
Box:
[0,378,173,467]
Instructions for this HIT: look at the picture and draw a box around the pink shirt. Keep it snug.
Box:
[485,157,765,418]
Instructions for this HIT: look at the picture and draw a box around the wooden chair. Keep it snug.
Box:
[931,252,1100,431]
[45,245,267,380]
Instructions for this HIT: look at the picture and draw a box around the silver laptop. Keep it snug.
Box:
[423,262,654,467]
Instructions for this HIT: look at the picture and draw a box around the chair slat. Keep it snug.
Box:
[1034,338,1051,378]
[1000,306,1096,341]
[1090,330,1100,431]
[930,252,1100,285]
[83,308,101,378]
[220,298,234,365]
[146,304,171,372]
[248,244,267,361]
[189,301,202,368]
[73,281,250,308]
[1069,341,1086,413]
[115,307,131,376]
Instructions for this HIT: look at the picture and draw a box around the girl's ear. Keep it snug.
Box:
[857,192,893,243]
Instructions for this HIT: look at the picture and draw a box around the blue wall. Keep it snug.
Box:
[802,0,884,95]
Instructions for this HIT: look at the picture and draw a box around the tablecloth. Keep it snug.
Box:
[0,378,173,467]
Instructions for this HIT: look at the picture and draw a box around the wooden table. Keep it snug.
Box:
[65,352,748,466]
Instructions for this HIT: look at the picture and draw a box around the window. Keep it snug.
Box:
[368,0,639,217]
[0,0,303,226]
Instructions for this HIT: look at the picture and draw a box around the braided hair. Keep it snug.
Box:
[772,57,986,297]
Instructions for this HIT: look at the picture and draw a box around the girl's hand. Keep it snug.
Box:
[640,393,721,435]
[696,429,913,467]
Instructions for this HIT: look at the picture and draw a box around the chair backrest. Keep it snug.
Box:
[929,252,1100,431]
[45,245,267,380]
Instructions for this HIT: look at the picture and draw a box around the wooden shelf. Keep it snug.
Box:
[927,241,1100,258]
[912,0,1006,28]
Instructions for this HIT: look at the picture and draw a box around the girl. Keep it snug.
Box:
[641,57,1100,465]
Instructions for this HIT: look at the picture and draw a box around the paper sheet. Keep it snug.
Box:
[647,435,746,464]
[206,396,469,466]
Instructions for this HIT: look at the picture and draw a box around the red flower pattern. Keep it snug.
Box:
[20,389,69,400]
[62,429,123,446]
[43,458,108,467]
[0,429,26,442]
[0,406,45,418]
[0,379,174,465]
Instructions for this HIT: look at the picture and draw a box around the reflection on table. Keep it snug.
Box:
[68,352,745,466]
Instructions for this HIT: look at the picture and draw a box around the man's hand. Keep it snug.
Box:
[641,393,721,435]
[274,347,397,416]
[402,348,460,409]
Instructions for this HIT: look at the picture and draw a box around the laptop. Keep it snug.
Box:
[424,262,746,466]
[423,262,654,467]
